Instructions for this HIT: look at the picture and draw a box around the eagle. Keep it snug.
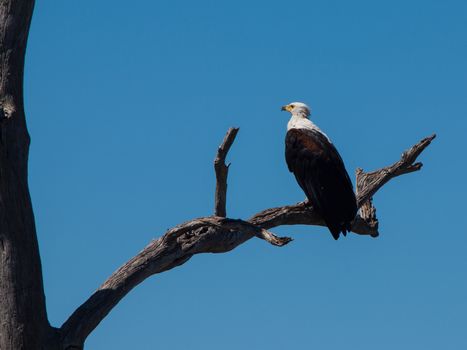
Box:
[281,102,357,240]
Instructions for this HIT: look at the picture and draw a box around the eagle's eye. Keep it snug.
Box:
[290,104,295,109]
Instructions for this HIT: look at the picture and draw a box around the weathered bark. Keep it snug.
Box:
[214,127,239,217]
[59,130,435,349]
[0,1,51,349]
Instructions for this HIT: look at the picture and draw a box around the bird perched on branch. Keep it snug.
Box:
[282,102,357,240]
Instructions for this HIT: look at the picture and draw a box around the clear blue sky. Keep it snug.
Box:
[25,1,466,349]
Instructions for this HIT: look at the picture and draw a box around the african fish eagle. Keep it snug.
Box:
[282,102,357,240]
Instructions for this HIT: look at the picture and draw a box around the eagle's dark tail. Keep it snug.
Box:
[327,221,353,240]
[327,223,342,240]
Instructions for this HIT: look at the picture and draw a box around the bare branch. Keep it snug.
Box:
[60,216,285,348]
[355,134,436,207]
[356,198,378,237]
[351,133,436,236]
[214,127,239,217]
[255,227,293,246]
[60,129,435,349]
[249,201,379,236]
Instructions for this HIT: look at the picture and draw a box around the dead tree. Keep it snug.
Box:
[0,1,435,349]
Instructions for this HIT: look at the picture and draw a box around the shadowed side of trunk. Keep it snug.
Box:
[0,1,50,349]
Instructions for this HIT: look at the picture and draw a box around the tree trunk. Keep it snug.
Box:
[0,1,50,349]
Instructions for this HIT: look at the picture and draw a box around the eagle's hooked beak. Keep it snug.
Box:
[281,104,292,112]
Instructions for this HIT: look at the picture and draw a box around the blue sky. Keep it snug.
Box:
[25,1,466,349]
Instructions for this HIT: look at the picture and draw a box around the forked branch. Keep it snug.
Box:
[355,134,436,207]
[60,129,435,349]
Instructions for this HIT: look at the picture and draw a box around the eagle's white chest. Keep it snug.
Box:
[287,115,331,142]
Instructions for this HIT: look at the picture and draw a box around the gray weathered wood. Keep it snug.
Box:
[214,127,239,217]
[355,134,436,208]
[0,1,53,349]
[60,130,435,349]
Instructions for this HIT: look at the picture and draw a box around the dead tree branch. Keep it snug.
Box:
[354,133,436,235]
[214,127,239,217]
[60,216,290,348]
[60,129,435,349]
[355,134,436,207]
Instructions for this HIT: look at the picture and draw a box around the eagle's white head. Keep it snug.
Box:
[281,102,311,118]
[281,101,326,137]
